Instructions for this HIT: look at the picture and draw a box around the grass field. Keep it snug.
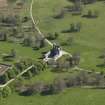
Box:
[0,41,50,63]
[6,0,104,71]
[1,0,105,105]
[32,0,105,71]
[1,88,105,105]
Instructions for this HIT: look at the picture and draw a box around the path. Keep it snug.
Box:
[30,0,53,46]
[0,0,71,89]
[0,65,34,88]
[73,66,101,74]
[0,0,100,89]
[30,0,72,61]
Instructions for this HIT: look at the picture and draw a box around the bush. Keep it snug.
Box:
[52,78,67,94]
[2,86,12,98]
[40,84,54,95]
[46,32,59,40]
[62,22,82,33]
[53,10,65,19]
[23,37,32,47]
[18,82,44,96]
[19,85,35,96]
[82,10,99,18]
[7,69,16,79]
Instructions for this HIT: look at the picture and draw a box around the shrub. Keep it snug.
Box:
[52,78,67,94]
[82,10,99,18]
[46,32,59,40]
[53,10,65,19]
[2,86,12,98]
[62,22,82,33]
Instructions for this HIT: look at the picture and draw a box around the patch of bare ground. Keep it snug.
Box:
[0,0,8,8]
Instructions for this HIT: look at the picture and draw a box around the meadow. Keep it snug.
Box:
[32,0,105,71]
[1,88,105,105]
[1,0,105,105]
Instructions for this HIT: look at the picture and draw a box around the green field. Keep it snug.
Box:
[1,0,105,105]
[3,0,105,71]
[1,88,105,105]
[0,41,50,63]
[32,0,105,71]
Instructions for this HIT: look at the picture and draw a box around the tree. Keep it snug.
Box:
[11,27,18,37]
[16,0,25,7]
[14,62,23,71]
[10,49,16,58]
[23,70,33,79]
[54,32,59,39]
[4,73,9,83]
[77,71,89,85]
[19,85,35,96]
[0,74,9,84]
[7,69,16,79]
[82,0,96,4]
[18,82,44,96]
[34,37,45,49]
[33,62,43,73]
[52,78,66,94]
[23,37,32,47]
[0,32,7,41]
[74,0,83,12]
[88,10,93,17]
[22,16,30,23]
[2,86,12,98]
[72,53,81,65]
[54,9,65,19]
[2,49,16,61]
[30,66,39,75]
[70,23,76,32]
[41,84,53,95]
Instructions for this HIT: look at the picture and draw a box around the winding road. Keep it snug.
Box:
[30,0,53,46]
[0,0,101,89]
[0,65,34,88]
[30,0,72,61]
[30,0,102,75]
[0,0,66,89]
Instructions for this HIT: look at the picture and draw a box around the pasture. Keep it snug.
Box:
[0,0,105,105]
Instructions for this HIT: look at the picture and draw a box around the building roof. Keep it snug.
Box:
[0,63,12,76]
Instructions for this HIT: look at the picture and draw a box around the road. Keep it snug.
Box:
[30,0,102,75]
[0,0,100,89]
[0,65,34,88]
[30,0,72,60]
[30,0,53,46]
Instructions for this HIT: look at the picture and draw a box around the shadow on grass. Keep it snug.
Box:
[82,15,98,19]
[61,29,78,33]
[96,64,105,68]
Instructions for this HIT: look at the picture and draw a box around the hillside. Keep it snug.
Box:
[0,0,105,105]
